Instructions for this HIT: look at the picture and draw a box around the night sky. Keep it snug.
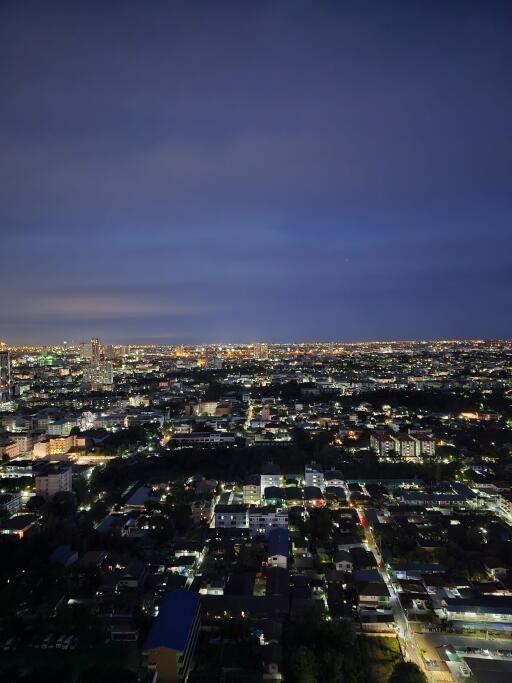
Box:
[1,0,511,344]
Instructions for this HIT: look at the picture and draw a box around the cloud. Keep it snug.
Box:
[0,0,511,342]
[0,290,214,321]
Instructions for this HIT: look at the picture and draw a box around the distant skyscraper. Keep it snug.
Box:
[81,337,102,361]
[254,342,269,360]
[80,341,92,359]
[91,337,101,362]
[83,360,113,391]
[0,351,12,403]
[81,337,112,390]
[205,347,223,370]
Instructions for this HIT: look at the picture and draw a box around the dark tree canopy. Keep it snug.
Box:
[389,661,427,683]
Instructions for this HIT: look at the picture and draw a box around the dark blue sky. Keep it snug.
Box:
[1,0,511,344]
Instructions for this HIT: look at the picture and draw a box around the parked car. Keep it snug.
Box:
[61,635,73,650]
[28,635,41,648]
[41,633,55,649]
[2,637,19,652]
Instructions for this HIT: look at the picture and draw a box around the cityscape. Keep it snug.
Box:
[2,1,512,682]
[1,338,512,682]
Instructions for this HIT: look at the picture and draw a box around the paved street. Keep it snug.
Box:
[358,508,451,681]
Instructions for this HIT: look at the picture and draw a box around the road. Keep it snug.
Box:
[357,508,448,681]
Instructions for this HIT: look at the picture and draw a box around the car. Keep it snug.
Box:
[3,637,20,652]
[61,635,74,650]
[2,637,15,651]
[28,636,41,648]
[41,633,55,649]
[55,634,67,649]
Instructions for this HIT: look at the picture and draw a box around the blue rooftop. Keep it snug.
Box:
[125,485,152,507]
[49,545,77,565]
[144,590,200,652]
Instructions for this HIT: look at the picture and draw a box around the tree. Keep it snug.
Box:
[0,667,20,683]
[79,666,138,683]
[73,475,91,506]
[48,491,77,517]
[26,494,46,512]
[389,661,427,683]
[20,667,70,683]
[319,648,344,683]
[286,646,318,683]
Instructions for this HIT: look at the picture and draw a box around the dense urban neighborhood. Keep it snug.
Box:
[1,339,512,683]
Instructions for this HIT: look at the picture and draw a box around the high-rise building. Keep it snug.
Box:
[83,360,114,392]
[204,347,223,370]
[80,341,93,360]
[81,337,112,391]
[91,337,101,362]
[254,342,269,360]
[80,337,103,361]
[0,351,12,403]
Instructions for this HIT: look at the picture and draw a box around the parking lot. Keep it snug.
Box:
[2,633,79,652]
[462,656,512,683]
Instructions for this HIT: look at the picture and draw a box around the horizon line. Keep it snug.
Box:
[2,337,511,350]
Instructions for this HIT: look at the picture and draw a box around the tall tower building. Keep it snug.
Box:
[80,341,93,360]
[82,337,112,391]
[0,351,12,403]
[205,346,223,370]
[91,337,101,362]
[83,360,113,392]
[254,342,269,360]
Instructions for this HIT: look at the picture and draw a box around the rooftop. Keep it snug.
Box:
[144,590,200,652]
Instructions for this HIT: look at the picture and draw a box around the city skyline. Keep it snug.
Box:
[1,0,511,344]
[2,335,512,349]
[1,3,512,681]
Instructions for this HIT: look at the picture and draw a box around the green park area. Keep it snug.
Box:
[360,636,403,683]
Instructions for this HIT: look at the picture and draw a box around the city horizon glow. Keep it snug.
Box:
[1,4,511,681]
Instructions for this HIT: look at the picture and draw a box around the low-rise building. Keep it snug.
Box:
[35,463,73,499]
[0,513,37,539]
[243,476,261,505]
[324,469,345,489]
[173,432,236,446]
[333,550,353,572]
[358,581,391,609]
[249,506,288,536]
[391,433,416,460]
[0,492,22,515]
[260,463,282,497]
[440,597,512,633]
[214,504,249,529]
[370,432,395,458]
[267,528,289,569]
[144,590,201,683]
[305,462,325,491]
